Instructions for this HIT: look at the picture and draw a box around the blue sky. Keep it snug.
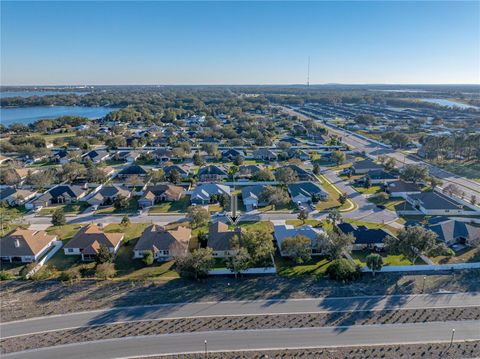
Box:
[1,1,478,85]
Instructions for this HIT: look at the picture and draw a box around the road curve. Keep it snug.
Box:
[2,292,479,338]
[4,321,480,359]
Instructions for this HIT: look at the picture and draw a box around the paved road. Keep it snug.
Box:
[284,106,480,205]
[2,292,479,338]
[4,321,480,359]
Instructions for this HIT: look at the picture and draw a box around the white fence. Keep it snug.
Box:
[361,261,480,273]
[209,267,276,275]
[25,240,63,279]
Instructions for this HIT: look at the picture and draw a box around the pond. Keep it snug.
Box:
[420,98,479,110]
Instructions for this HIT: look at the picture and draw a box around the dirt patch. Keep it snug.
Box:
[139,341,480,359]
[2,308,480,354]
[1,270,480,322]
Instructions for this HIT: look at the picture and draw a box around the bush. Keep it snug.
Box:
[326,258,361,282]
[20,263,36,280]
[59,267,81,282]
[30,264,57,281]
[0,271,14,281]
[143,250,154,266]
[95,262,116,279]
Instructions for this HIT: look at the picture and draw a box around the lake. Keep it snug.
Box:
[420,98,479,110]
[0,106,117,126]
[0,91,89,98]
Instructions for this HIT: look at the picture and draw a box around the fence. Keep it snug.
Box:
[209,267,277,275]
[361,261,480,273]
[25,240,63,279]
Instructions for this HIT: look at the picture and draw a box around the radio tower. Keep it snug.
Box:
[307,56,310,88]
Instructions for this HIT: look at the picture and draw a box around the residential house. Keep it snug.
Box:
[207,221,242,258]
[133,225,192,261]
[51,150,69,165]
[288,148,310,161]
[162,165,191,179]
[117,164,148,179]
[274,224,325,256]
[351,159,383,174]
[63,224,124,261]
[237,165,264,179]
[355,170,398,185]
[87,185,131,207]
[253,148,277,161]
[427,218,480,246]
[337,223,389,250]
[406,191,469,216]
[288,181,328,205]
[385,180,422,199]
[0,229,57,263]
[152,148,173,162]
[82,150,110,164]
[241,185,267,211]
[191,183,230,205]
[221,149,245,161]
[0,187,36,206]
[277,165,312,181]
[31,185,87,209]
[197,165,228,182]
[138,184,185,208]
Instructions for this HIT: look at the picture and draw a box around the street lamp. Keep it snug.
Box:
[204,339,208,358]
[450,329,455,347]
[422,276,426,293]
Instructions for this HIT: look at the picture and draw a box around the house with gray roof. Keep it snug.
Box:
[0,187,36,206]
[190,183,230,205]
[197,165,228,182]
[241,185,267,211]
[274,223,325,256]
[207,221,243,258]
[288,181,328,205]
[351,159,383,174]
[406,191,473,216]
[385,180,422,198]
[253,148,277,161]
[87,185,131,207]
[427,219,480,246]
[31,185,87,209]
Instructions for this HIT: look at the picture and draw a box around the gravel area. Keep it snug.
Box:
[2,270,480,322]
[2,307,480,354]
[138,341,480,359]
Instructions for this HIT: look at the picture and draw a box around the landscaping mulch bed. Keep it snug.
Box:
[139,341,480,359]
[2,307,480,354]
[2,269,480,322]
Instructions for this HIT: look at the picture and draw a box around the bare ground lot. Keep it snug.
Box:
[1,270,480,322]
[2,308,480,354]
[139,341,480,359]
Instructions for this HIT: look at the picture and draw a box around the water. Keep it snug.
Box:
[0,91,89,98]
[420,98,479,110]
[0,106,117,126]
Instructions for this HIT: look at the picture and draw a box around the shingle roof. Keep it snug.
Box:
[241,185,265,201]
[118,164,148,176]
[288,182,326,198]
[353,159,382,171]
[337,223,389,245]
[198,165,228,177]
[134,225,191,253]
[387,180,421,193]
[191,184,230,201]
[0,229,56,257]
[428,219,480,243]
[64,224,123,251]
[207,222,242,252]
[409,191,463,210]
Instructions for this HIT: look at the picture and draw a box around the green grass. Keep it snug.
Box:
[148,197,190,213]
[95,198,139,215]
[103,223,151,242]
[37,202,89,216]
[353,185,382,195]
[276,256,332,277]
[431,246,480,265]
[208,204,223,213]
[46,224,82,240]
[315,177,350,212]
[237,221,274,233]
[256,202,296,213]
[285,219,322,228]
[431,160,480,182]
[351,250,417,266]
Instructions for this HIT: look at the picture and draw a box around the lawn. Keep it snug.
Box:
[285,219,322,228]
[315,176,352,212]
[256,202,296,213]
[431,246,480,265]
[353,185,382,195]
[37,202,89,216]
[95,198,139,215]
[208,204,223,213]
[276,256,332,277]
[46,224,82,240]
[103,223,151,242]
[351,250,418,266]
[149,197,190,213]
[237,221,274,233]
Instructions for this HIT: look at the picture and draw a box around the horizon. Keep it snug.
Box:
[2,1,479,86]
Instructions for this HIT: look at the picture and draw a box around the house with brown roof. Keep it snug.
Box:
[207,221,242,258]
[138,184,185,208]
[133,225,192,261]
[0,229,57,263]
[63,224,124,261]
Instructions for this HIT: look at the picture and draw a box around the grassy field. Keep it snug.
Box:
[37,202,89,216]
[351,250,417,266]
[148,197,190,213]
[353,185,382,195]
[95,198,139,215]
[276,256,332,277]
[237,221,274,233]
[432,160,480,182]
[315,175,352,212]
[104,223,151,242]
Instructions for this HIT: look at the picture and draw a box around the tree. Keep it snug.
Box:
[96,245,113,264]
[471,195,477,206]
[364,176,371,189]
[121,214,130,226]
[313,163,321,175]
[233,154,244,166]
[275,167,298,184]
[384,157,396,172]
[143,250,154,266]
[401,164,428,183]
[187,206,210,229]
[193,151,204,166]
[385,226,447,265]
[428,177,443,191]
[167,169,181,184]
[51,208,66,226]
[241,228,274,266]
[338,192,348,205]
[95,262,116,279]
[327,209,342,224]
[114,195,130,210]
[226,248,251,278]
[61,162,86,183]
[149,169,165,184]
[0,168,20,186]
[297,209,308,224]
[175,248,215,279]
[326,258,360,282]
[86,167,107,184]
[330,150,346,166]
[259,186,290,207]
[374,192,389,204]
[281,235,312,264]
[253,169,275,181]
[317,230,354,260]
[218,193,230,209]
[366,253,383,276]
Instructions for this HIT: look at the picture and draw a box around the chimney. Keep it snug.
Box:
[14,238,20,248]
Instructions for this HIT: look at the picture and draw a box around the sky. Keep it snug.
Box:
[1,1,479,85]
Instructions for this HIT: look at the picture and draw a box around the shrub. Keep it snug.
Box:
[95,262,116,279]
[326,258,361,282]
[30,264,57,281]
[59,267,81,282]
[143,250,154,266]
[0,271,14,281]
[20,263,36,280]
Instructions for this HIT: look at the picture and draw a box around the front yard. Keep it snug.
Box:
[37,202,89,216]
[148,197,190,213]
[95,198,139,215]
[351,250,419,266]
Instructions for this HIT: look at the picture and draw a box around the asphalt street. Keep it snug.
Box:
[2,292,479,338]
[4,321,480,359]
